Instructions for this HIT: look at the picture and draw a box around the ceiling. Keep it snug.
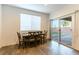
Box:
[9,4,68,14]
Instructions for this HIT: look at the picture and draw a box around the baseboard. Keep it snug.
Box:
[0,43,18,48]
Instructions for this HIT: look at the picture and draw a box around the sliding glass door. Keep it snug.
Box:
[51,16,72,46]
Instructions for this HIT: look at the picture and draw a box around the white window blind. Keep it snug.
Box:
[20,14,41,31]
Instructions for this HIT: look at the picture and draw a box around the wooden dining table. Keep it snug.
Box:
[20,30,44,47]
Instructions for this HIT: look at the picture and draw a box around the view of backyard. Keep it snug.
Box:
[51,19,72,46]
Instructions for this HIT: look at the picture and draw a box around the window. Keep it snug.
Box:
[20,14,41,31]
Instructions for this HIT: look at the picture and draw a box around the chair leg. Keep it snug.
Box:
[28,41,30,47]
[18,42,21,49]
[22,42,25,49]
[40,39,42,44]
[18,44,20,49]
[35,40,37,46]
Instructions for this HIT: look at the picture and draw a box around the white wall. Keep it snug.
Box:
[50,4,79,51]
[73,11,79,51]
[1,5,49,47]
[0,5,2,48]
[50,4,79,19]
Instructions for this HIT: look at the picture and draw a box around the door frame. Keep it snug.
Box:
[50,14,73,47]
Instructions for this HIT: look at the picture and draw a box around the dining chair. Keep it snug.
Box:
[33,32,41,45]
[17,32,25,49]
[43,30,47,43]
[40,30,47,44]
[28,32,37,47]
[22,33,31,48]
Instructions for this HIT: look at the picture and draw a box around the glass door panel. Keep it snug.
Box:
[51,20,59,42]
[60,17,72,46]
